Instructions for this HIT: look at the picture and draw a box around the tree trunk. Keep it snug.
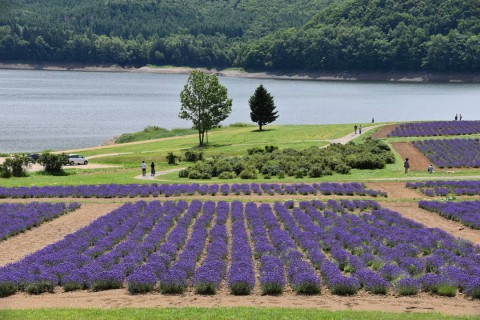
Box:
[259,124,263,131]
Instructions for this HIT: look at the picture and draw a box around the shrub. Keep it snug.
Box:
[184,151,204,162]
[0,281,18,297]
[160,270,187,294]
[396,277,420,296]
[25,280,55,295]
[230,281,253,295]
[127,270,157,294]
[178,169,189,178]
[334,163,351,174]
[38,152,69,174]
[247,147,264,155]
[195,282,217,295]
[218,171,236,179]
[264,145,278,153]
[166,152,178,165]
[188,170,202,179]
[330,277,360,295]
[239,168,257,179]
[1,155,32,177]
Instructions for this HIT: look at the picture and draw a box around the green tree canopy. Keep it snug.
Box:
[179,70,232,146]
[249,85,278,131]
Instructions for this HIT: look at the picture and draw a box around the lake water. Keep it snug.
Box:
[1,69,480,153]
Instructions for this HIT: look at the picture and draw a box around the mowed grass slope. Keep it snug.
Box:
[4,122,480,187]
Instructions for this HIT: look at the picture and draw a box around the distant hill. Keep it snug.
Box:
[0,0,479,72]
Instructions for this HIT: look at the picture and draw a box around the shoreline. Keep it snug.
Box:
[2,62,480,82]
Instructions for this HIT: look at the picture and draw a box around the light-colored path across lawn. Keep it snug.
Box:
[0,203,120,267]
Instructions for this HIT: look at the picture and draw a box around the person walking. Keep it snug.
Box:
[372,117,375,124]
[455,114,458,121]
[404,158,410,174]
[354,124,358,134]
[428,164,434,174]
[359,124,362,134]
[150,161,156,177]
[460,114,463,121]
[141,160,147,177]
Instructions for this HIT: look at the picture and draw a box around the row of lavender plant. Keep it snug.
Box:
[388,121,480,137]
[0,202,80,241]
[407,180,480,197]
[1,200,479,298]
[0,182,386,199]
[192,202,229,294]
[419,201,480,229]
[413,139,480,168]
[295,200,480,297]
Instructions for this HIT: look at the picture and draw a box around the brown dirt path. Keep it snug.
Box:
[366,182,424,199]
[391,142,432,172]
[371,124,399,138]
[380,202,480,245]
[0,203,120,267]
[1,288,479,315]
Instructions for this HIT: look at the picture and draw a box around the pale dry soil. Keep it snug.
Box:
[1,184,480,314]
[0,203,120,267]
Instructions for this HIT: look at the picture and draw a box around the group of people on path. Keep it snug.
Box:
[141,160,156,177]
[354,124,362,134]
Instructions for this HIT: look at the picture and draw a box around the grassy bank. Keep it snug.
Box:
[0,308,476,320]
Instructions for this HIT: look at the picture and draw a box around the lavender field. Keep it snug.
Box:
[388,121,480,137]
[0,202,80,241]
[1,199,479,299]
[0,182,386,199]
[413,139,480,168]
[419,201,480,229]
[407,180,480,197]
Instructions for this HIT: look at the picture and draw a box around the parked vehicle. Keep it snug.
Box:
[68,154,88,165]
[27,153,41,161]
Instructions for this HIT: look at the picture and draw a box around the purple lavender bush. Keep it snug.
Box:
[413,139,480,168]
[419,200,480,229]
[0,202,80,241]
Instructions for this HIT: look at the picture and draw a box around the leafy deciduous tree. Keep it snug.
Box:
[249,85,278,131]
[179,70,232,146]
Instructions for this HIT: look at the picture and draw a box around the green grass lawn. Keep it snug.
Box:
[0,308,476,320]
[3,123,480,187]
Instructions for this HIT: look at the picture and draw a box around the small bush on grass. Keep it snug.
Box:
[218,171,236,179]
[239,168,257,179]
[184,150,204,162]
[38,152,69,174]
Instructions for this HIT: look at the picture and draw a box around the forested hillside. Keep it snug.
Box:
[0,0,335,67]
[1,0,479,72]
[239,0,480,71]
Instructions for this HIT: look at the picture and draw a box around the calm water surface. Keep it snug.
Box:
[1,69,480,153]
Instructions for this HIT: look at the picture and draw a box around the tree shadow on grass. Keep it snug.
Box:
[251,128,276,133]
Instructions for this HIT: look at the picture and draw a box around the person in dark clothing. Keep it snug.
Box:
[354,124,358,134]
[455,114,458,121]
[151,162,156,177]
[404,158,410,174]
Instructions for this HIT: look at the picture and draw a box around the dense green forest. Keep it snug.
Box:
[0,0,479,71]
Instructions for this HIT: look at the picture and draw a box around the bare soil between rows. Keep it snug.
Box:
[371,124,399,139]
[391,142,432,172]
[1,184,480,314]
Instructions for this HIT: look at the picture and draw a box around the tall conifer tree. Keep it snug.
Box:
[249,85,278,131]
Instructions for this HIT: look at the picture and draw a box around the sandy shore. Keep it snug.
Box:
[2,62,480,82]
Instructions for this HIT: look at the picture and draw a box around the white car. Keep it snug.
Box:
[68,154,89,165]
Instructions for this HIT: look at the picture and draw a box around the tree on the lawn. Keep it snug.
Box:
[249,85,278,131]
[179,70,232,146]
